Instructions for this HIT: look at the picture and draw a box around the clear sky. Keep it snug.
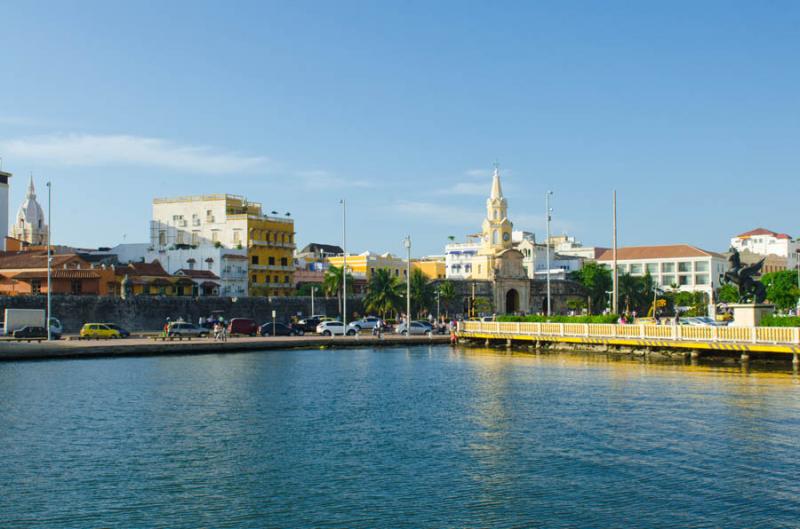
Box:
[1,1,798,256]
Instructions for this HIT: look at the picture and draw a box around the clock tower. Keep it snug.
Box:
[480,164,513,255]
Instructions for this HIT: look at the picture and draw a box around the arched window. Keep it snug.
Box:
[494,209,499,220]
[493,230,499,245]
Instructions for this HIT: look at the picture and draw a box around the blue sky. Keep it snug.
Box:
[1,0,798,256]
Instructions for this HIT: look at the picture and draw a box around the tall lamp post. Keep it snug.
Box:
[311,286,316,317]
[340,199,347,330]
[46,181,52,341]
[545,191,553,316]
[404,236,411,335]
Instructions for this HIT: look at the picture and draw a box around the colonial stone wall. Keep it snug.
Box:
[432,279,586,316]
[0,295,363,332]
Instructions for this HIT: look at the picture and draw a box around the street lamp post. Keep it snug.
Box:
[436,288,441,320]
[340,199,347,330]
[545,191,553,316]
[46,181,52,341]
[311,286,316,317]
[404,236,411,335]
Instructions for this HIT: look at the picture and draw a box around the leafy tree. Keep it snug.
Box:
[408,269,435,318]
[568,262,612,314]
[437,280,457,316]
[296,283,323,296]
[718,283,740,303]
[472,296,494,316]
[364,269,404,318]
[323,265,353,316]
[761,270,800,310]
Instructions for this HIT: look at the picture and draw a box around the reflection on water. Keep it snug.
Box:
[1,346,799,529]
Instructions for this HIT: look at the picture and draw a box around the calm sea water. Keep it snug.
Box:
[1,346,799,528]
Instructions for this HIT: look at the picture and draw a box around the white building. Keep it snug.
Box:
[444,241,479,279]
[730,228,799,270]
[597,244,727,296]
[11,177,49,245]
[548,234,606,261]
[0,168,10,250]
[96,243,249,297]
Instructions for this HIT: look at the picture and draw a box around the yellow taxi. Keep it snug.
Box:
[80,323,122,339]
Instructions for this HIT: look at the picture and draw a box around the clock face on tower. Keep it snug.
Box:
[503,232,510,242]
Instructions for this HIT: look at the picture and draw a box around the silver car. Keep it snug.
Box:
[395,321,433,336]
[347,317,382,332]
[167,322,209,337]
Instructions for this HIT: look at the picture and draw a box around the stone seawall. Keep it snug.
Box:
[0,296,364,332]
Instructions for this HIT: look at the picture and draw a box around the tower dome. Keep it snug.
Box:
[12,176,49,245]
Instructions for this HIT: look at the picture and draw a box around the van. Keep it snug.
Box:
[227,318,258,336]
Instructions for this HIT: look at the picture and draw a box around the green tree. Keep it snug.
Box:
[296,283,322,296]
[568,262,613,314]
[409,269,435,318]
[761,270,800,310]
[718,283,740,303]
[323,265,353,316]
[364,269,404,318]
[437,280,457,317]
[473,296,494,316]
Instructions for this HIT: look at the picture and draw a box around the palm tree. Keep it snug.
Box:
[323,265,353,317]
[438,280,457,316]
[364,269,404,318]
[409,269,435,318]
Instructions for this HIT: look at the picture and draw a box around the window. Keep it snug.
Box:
[31,279,41,295]
[211,231,219,243]
[176,231,184,245]
[678,262,691,273]
[695,261,709,272]
[280,257,288,266]
[274,275,279,283]
[646,263,659,274]
[251,255,259,265]
[268,257,275,265]
[191,231,199,245]
[465,264,472,272]
[678,275,691,285]
[233,231,242,245]
[662,262,675,273]
[284,275,289,283]
[159,231,166,246]
[252,274,257,283]
[630,263,643,274]
[695,274,709,285]
[492,230,499,245]
[617,265,628,273]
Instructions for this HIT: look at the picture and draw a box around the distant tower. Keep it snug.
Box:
[480,164,513,254]
[0,167,10,251]
[12,176,49,245]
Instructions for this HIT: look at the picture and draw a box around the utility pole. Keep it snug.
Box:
[47,181,52,341]
[404,236,411,334]
[612,190,618,315]
[546,191,553,316]
[340,199,347,330]
[311,286,316,317]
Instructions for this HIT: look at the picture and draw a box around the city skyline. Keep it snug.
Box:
[2,1,799,256]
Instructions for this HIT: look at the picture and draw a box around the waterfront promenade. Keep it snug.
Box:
[458,321,800,361]
[0,334,450,361]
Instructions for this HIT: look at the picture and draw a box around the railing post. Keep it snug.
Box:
[584,324,589,337]
[711,326,718,342]
[560,324,565,337]
[751,327,757,344]
[675,325,680,341]
[794,327,800,345]
[639,325,644,338]
[517,322,521,334]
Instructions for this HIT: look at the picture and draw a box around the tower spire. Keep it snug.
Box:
[27,173,36,199]
[490,162,503,199]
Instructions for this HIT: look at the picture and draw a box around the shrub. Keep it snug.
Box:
[759,314,800,327]
[496,314,619,324]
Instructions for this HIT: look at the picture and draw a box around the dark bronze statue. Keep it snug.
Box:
[720,248,767,303]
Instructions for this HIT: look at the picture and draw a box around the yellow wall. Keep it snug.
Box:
[327,254,407,281]
[248,216,295,296]
[412,260,446,280]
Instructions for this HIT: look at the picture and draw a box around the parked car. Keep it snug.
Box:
[13,325,49,339]
[317,321,347,336]
[679,317,727,327]
[103,323,131,338]
[167,322,208,338]
[80,323,121,339]
[297,315,329,333]
[260,322,304,336]
[228,318,259,336]
[347,316,382,332]
[395,321,433,336]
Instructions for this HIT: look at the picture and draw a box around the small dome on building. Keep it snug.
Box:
[11,176,49,245]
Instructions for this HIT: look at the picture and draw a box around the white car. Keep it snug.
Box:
[316,321,347,336]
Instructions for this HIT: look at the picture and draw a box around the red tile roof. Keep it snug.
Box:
[0,252,88,270]
[597,244,724,261]
[14,269,101,280]
[175,269,220,280]
[116,260,169,277]
[735,228,792,239]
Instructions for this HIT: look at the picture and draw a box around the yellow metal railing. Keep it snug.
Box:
[457,321,799,346]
